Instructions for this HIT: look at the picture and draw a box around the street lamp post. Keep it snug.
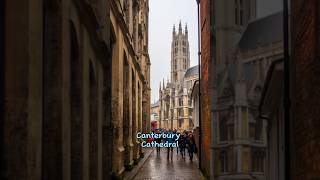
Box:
[196,0,201,170]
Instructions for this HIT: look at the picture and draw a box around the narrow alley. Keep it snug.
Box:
[133,149,204,180]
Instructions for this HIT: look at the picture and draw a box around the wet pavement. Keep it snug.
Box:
[133,148,204,180]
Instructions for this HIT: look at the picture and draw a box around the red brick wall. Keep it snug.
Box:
[200,0,212,177]
[291,0,320,179]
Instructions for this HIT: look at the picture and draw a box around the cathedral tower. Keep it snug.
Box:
[171,21,190,83]
[214,0,257,65]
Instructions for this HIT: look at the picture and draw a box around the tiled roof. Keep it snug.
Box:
[239,11,283,50]
[184,65,199,78]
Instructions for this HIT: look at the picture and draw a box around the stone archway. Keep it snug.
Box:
[103,25,116,179]
[42,0,64,178]
[131,69,137,159]
[122,52,131,168]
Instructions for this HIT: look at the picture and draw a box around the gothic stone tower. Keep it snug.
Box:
[171,21,190,83]
[159,21,198,130]
[214,0,257,65]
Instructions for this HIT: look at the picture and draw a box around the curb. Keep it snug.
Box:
[123,148,154,180]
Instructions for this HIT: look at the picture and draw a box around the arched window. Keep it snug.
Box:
[220,118,228,141]
[252,148,265,172]
[228,124,234,140]
[220,150,228,173]
[69,21,83,180]
[174,59,177,70]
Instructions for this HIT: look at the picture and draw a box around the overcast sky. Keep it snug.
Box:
[149,0,282,103]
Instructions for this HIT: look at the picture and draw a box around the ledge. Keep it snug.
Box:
[123,148,154,180]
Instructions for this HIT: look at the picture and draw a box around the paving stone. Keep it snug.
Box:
[133,148,204,180]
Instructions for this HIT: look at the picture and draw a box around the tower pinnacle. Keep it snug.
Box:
[162,79,165,90]
[173,24,176,36]
[179,20,182,33]
[185,24,188,37]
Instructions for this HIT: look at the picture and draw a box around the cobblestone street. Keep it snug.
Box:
[133,148,204,180]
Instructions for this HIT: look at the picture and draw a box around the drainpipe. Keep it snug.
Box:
[196,0,201,170]
[283,0,291,179]
[0,0,5,177]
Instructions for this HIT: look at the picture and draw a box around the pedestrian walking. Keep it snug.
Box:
[155,129,162,155]
[175,130,180,155]
[166,129,174,160]
[186,133,196,161]
[179,133,186,158]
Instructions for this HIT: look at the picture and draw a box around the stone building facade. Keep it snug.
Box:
[210,0,284,179]
[110,0,150,177]
[1,0,150,179]
[159,22,199,130]
[151,101,160,121]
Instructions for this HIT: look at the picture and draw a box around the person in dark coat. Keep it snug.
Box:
[186,133,196,161]
[176,131,180,155]
[155,129,162,155]
[166,129,174,160]
[179,133,187,158]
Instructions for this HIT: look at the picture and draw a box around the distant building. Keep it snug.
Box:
[159,22,199,130]
[151,101,160,130]
[151,100,160,119]
[191,81,200,130]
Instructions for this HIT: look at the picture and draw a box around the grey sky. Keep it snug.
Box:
[149,0,198,103]
[149,0,283,103]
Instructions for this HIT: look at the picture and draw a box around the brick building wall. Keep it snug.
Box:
[200,0,212,177]
[291,0,320,179]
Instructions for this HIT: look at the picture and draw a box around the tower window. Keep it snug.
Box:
[174,59,177,70]
[220,118,228,141]
[179,98,183,106]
